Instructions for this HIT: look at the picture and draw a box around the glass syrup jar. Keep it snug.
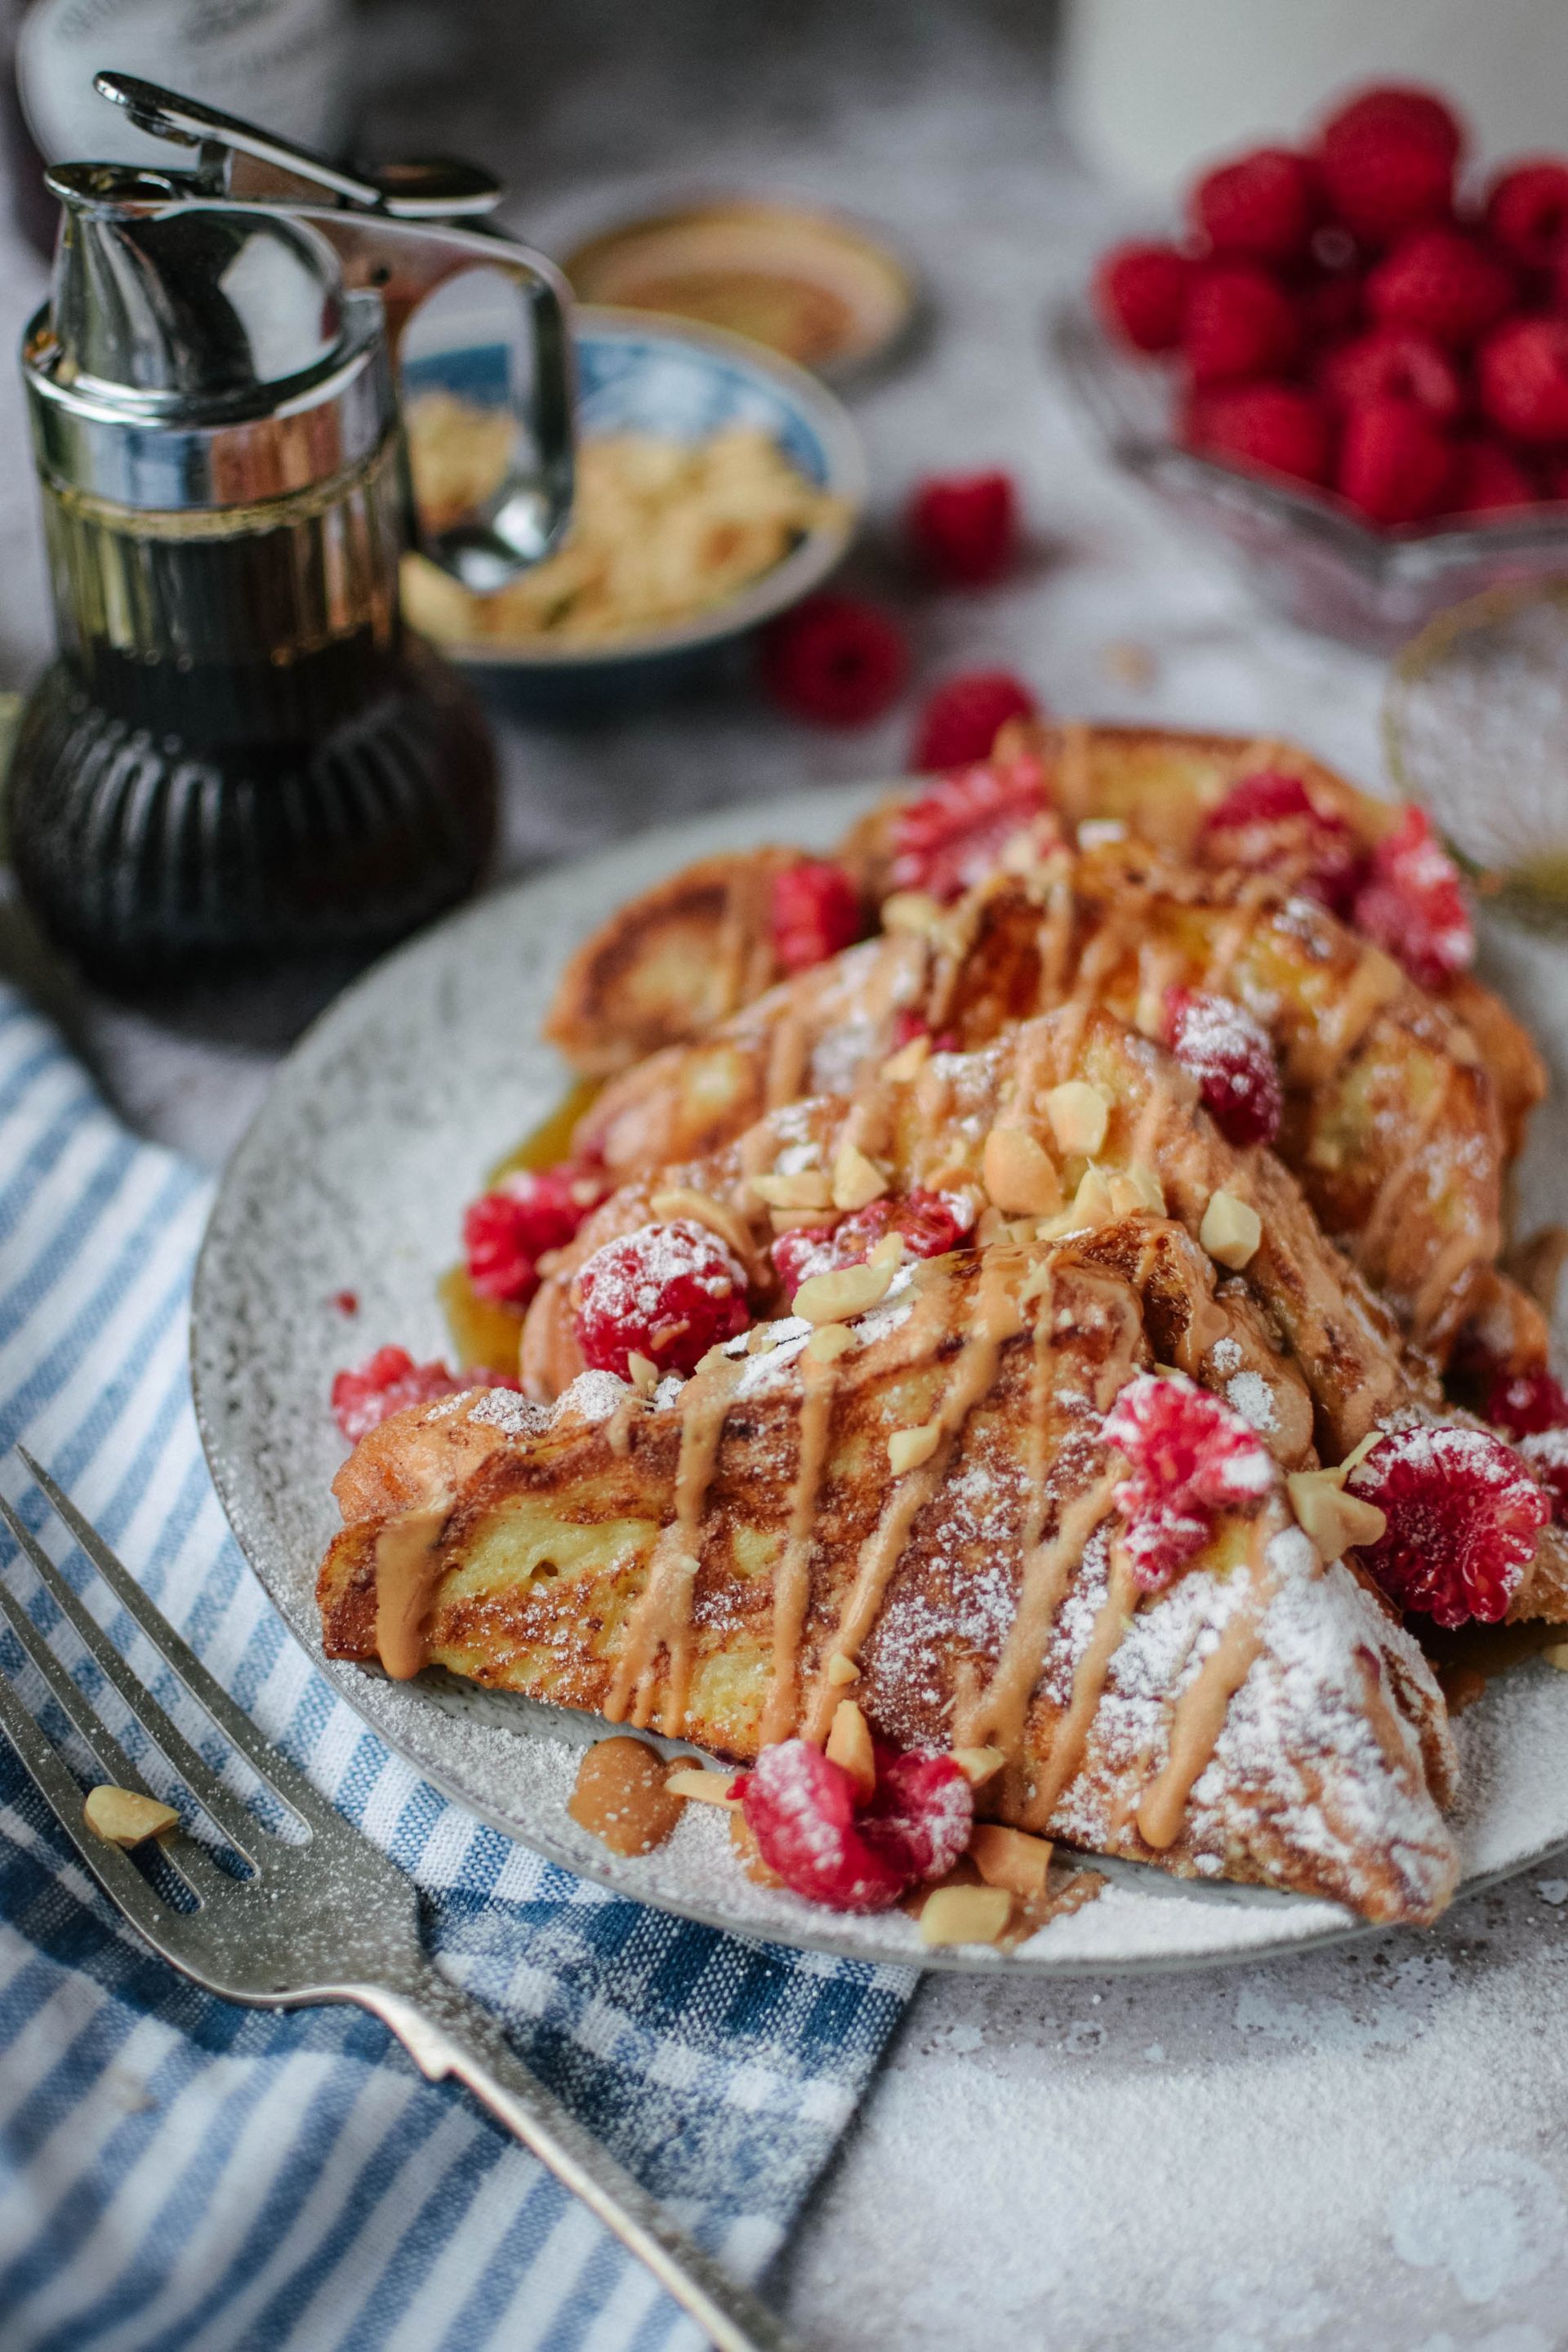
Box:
[10,74,576,997]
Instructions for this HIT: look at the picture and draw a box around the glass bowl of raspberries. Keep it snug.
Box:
[1063,82,1568,650]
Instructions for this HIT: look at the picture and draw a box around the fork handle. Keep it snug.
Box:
[346,1967,801,2352]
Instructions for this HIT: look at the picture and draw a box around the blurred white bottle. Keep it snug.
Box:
[1060,0,1568,197]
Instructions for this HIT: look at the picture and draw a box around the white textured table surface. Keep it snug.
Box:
[2,7,1565,2346]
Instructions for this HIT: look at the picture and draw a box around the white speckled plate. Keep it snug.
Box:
[191,783,1568,1974]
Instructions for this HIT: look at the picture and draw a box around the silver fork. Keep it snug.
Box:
[0,1449,798,2352]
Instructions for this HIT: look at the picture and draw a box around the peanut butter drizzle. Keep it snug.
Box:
[1356,1062,1452,1272]
[760,1348,841,1744]
[1200,877,1274,1000]
[765,1012,810,1111]
[1131,1070,1178,1172]
[568,1735,684,1855]
[1294,942,1404,1087]
[1022,1544,1137,1830]
[374,1502,452,1681]
[1136,1524,1275,1851]
[716,861,777,1021]
[803,1253,1023,1743]
[1036,874,1077,1002]
[607,1352,742,1735]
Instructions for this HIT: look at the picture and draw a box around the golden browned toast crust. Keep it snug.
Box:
[571,842,1514,1361]
[322,1239,1460,1925]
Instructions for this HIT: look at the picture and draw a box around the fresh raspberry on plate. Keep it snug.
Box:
[572,1218,750,1381]
[893,748,1051,898]
[1183,263,1302,385]
[1197,769,1365,915]
[1165,987,1284,1148]
[464,1165,597,1307]
[1317,85,1463,246]
[1297,263,1364,342]
[1483,1365,1568,1439]
[759,594,908,726]
[1184,380,1334,488]
[1486,159,1568,269]
[1316,326,1464,423]
[911,673,1040,775]
[860,1748,973,1882]
[1093,241,1192,353]
[1477,315,1568,443]
[1364,225,1515,349]
[770,860,863,973]
[1350,804,1473,986]
[1192,147,1321,265]
[1346,1422,1545,1626]
[770,1187,972,1300]
[1444,435,1539,514]
[1102,1372,1275,1590]
[906,470,1019,586]
[1335,396,1454,524]
[331,1346,479,1444]
[739,1739,907,1911]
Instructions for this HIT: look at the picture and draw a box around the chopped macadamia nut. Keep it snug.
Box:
[882,891,947,938]
[889,1421,942,1473]
[1542,1641,1568,1671]
[83,1785,179,1847]
[951,1745,1006,1787]
[970,1823,1053,1898]
[883,1033,930,1082]
[982,1126,1062,1217]
[750,1169,833,1211]
[648,1188,758,1269]
[831,1138,889,1211]
[826,1699,876,1802]
[1288,1469,1388,1561]
[794,1260,894,1325]
[1200,1189,1263,1270]
[826,1650,861,1686]
[805,1323,858,1363]
[666,1767,742,1806]
[867,1232,906,1268]
[1045,1080,1110,1158]
[920,1883,1013,1948]
[626,1351,659,1393]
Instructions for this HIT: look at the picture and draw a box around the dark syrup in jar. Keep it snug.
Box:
[8,432,497,1011]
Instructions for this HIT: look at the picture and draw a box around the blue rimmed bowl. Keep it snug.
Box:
[403,305,866,710]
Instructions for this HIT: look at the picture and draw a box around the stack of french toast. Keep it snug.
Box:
[319,724,1568,1936]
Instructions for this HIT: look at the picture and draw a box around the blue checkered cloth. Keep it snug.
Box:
[0,987,914,2350]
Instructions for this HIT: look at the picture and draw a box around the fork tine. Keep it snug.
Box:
[16,1449,345,1842]
[0,1490,264,1862]
[0,1566,233,1906]
[0,1666,185,1948]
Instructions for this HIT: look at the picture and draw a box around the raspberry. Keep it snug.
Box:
[572,1218,750,1381]
[893,749,1051,897]
[759,594,908,727]
[1192,147,1321,266]
[770,860,863,973]
[1165,987,1284,1148]
[1316,326,1464,424]
[1183,263,1302,385]
[1298,264,1364,342]
[891,1009,959,1054]
[739,1740,906,1911]
[1445,435,1539,515]
[1102,1372,1275,1590]
[331,1346,479,1444]
[1318,86,1462,247]
[1517,1429,1568,1522]
[1346,1423,1545,1627]
[1486,160,1568,269]
[859,1748,973,1882]
[1094,241,1192,354]
[1365,226,1514,350]
[1184,381,1334,489]
[906,470,1019,587]
[770,1187,972,1300]
[464,1165,596,1307]
[1198,770,1365,915]
[1335,397,1454,524]
[1477,316,1568,444]
[911,674,1040,777]
[1484,1365,1568,1439]
[1350,805,1473,987]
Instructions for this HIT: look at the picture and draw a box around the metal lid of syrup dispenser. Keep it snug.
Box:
[21,73,576,582]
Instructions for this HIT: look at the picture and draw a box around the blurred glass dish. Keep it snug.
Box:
[1385,580,1568,930]
[562,200,920,383]
[1054,297,1568,653]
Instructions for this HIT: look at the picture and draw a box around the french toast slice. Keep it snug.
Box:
[571,840,1530,1364]
[524,1003,1568,1624]
[321,1236,1460,1926]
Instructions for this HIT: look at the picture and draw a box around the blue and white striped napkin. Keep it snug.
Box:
[0,984,913,2350]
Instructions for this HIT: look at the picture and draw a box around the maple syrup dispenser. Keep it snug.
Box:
[10,74,575,993]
